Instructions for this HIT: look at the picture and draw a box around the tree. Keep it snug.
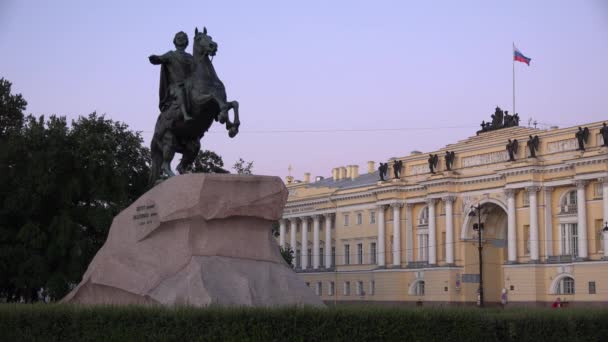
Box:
[0,87,150,302]
[233,158,254,174]
[191,150,229,173]
[270,221,294,265]
[280,246,294,266]
[0,78,26,138]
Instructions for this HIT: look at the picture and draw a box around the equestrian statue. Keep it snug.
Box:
[148,27,240,185]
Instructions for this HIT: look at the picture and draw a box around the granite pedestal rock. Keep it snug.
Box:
[63,174,323,307]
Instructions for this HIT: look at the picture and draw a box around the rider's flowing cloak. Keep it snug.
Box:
[158,63,171,112]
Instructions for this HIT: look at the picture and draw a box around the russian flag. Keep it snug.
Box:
[514,46,531,65]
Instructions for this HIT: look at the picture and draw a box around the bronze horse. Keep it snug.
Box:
[149,27,240,185]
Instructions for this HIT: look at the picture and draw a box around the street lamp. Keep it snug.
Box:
[468,205,485,307]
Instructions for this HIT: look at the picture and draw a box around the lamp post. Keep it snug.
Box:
[602,222,608,260]
[469,205,485,307]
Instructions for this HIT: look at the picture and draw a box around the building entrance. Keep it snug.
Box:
[462,202,508,304]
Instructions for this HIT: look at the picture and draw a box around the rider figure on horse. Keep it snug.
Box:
[149,31,194,121]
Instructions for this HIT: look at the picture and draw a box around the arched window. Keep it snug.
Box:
[409,280,425,296]
[417,206,430,262]
[557,277,575,295]
[560,190,577,214]
[418,206,429,226]
[416,281,425,296]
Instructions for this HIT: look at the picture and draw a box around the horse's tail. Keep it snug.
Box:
[149,136,163,187]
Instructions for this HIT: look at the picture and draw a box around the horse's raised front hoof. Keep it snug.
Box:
[229,127,238,138]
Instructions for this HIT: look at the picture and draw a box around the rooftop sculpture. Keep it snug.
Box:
[477,107,519,135]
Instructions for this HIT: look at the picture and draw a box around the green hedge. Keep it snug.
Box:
[1,304,608,341]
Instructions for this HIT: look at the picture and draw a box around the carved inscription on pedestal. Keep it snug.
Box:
[133,203,158,226]
[132,200,161,241]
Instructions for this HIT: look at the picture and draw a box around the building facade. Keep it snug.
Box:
[279,121,608,305]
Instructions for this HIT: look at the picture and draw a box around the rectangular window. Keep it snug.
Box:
[561,223,578,256]
[344,281,351,296]
[357,281,364,295]
[329,281,335,296]
[357,243,363,264]
[343,214,350,226]
[356,213,362,225]
[594,182,603,199]
[523,225,530,255]
[418,234,429,261]
[370,242,377,264]
[370,211,376,224]
[316,282,322,296]
[596,219,604,253]
[522,191,530,207]
[441,232,446,261]
[307,248,312,268]
[296,249,301,268]
[331,246,336,267]
[589,281,596,294]
[319,247,325,267]
[344,244,350,265]
[369,280,375,295]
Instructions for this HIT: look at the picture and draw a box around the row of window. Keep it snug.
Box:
[337,185,604,228]
[343,242,377,265]
[295,220,605,267]
[307,277,592,297]
[343,211,376,226]
[307,280,376,296]
[295,247,336,268]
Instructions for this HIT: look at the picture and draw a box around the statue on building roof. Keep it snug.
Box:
[428,154,438,174]
[445,151,455,171]
[600,123,608,147]
[393,160,403,179]
[378,162,388,181]
[575,126,590,151]
[527,135,539,158]
[477,107,520,135]
[506,139,518,161]
[491,106,504,128]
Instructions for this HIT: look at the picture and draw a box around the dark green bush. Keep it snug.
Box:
[1,304,607,341]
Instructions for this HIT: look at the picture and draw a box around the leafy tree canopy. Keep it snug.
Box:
[232,158,254,175]
[0,80,150,301]
[191,150,229,174]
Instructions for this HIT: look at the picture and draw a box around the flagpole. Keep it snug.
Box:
[512,42,515,116]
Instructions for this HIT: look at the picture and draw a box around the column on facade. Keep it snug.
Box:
[443,196,455,265]
[391,203,403,267]
[290,219,297,267]
[301,217,309,269]
[506,189,517,263]
[279,219,286,248]
[603,178,608,235]
[312,215,320,269]
[405,203,414,263]
[601,178,608,259]
[527,186,540,262]
[324,214,332,268]
[544,187,554,258]
[427,199,437,265]
[575,180,588,259]
[377,205,386,267]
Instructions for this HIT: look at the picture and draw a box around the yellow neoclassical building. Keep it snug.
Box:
[278,118,608,306]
